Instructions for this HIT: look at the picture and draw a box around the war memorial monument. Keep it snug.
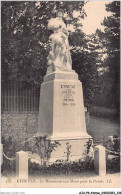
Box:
[36,9,92,163]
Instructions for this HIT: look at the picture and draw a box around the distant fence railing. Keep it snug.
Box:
[1,83,40,112]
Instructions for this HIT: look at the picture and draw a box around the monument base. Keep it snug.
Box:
[36,71,93,163]
[32,135,93,164]
[47,136,93,163]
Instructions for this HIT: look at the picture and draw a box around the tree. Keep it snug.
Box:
[96,1,120,115]
[70,33,102,108]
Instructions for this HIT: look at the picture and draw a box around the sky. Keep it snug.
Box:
[82,1,112,35]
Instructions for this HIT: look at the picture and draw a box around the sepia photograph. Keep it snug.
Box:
[1,0,121,193]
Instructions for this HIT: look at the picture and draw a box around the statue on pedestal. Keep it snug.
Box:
[47,9,72,73]
[37,9,92,163]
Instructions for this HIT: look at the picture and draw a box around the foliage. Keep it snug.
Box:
[32,136,61,159]
[48,140,61,153]
[1,135,29,176]
[96,1,120,115]
[64,142,71,161]
[84,139,93,154]
[106,135,120,152]
[29,138,94,176]
[28,159,94,176]
[71,34,102,108]
[107,156,120,173]
[32,136,47,158]
[112,135,120,152]
[1,136,17,176]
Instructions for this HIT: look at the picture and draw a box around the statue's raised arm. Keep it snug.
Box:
[47,9,72,74]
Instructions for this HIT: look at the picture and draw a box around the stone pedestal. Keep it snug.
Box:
[1,144,3,165]
[37,71,92,162]
[16,151,28,179]
[94,145,106,176]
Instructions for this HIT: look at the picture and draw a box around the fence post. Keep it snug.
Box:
[16,151,28,179]
[1,144,3,165]
[94,145,106,176]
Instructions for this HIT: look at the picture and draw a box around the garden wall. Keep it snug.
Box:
[1,112,38,145]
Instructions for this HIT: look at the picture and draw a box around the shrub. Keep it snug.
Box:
[28,159,94,177]
[1,135,26,176]
[106,156,120,173]
[106,135,120,152]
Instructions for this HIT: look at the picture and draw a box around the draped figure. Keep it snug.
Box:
[47,9,72,73]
